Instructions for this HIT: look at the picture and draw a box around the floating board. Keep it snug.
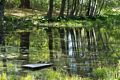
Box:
[22,63,53,70]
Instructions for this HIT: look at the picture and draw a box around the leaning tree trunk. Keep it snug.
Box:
[19,0,31,8]
[47,0,54,19]
[59,0,66,18]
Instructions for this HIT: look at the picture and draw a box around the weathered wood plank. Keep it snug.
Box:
[22,63,53,70]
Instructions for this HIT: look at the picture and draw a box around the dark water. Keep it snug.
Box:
[0,27,120,80]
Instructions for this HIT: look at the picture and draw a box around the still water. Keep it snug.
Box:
[0,27,120,80]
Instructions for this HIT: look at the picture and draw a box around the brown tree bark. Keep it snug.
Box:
[47,0,54,19]
[0,0,5,20]
[67,0,70,16]
[59,0,66,18]
[19,0,31,8]
[70,0,77,17]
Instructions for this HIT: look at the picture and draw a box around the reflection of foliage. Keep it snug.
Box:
[52,28,60,51]
[29,29,49,62]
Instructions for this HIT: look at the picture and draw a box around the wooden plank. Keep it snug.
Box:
[22,63,53,70]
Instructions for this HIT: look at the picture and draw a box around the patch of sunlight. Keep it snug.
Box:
[5,8,45,17]
[112,7,120,13]
[0,73,7,80]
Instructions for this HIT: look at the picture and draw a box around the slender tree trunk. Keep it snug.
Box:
[19,0,31,8]
[91,0,97,17]
[75,0,80,16]
[20,32,30,60]
[67,0,70,16]
[86,0,91,16]
[59,0,66,18]
[86,0,97,18]
[98,0,105,15]
[0,0,6,67]
[0,0,5,22]
[79,0,83,16]
[70,0,74,17]
[47,0,54,19]
[70,0,77,17]
[87,0,98,18]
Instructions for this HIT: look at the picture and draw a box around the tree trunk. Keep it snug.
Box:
[91,0,97,17]
[0,0,5,67]
[19,0,30,8]
[87,0,98,18]
[86,0,92,17]
[0,0,5,20]
[75,0,80,16]
[20,32,30,60]
[67,0,70,16]
[79,0,83,16]
[70,0,77,17]
[98,0,105,15]
[47,0,54,19]
[59,0,66,18]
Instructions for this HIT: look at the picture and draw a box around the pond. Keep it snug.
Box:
[0,26,120,80]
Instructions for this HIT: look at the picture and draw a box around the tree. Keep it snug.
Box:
[59,0,66,18]
[86,0,98,18]
[70,0,77,17]
[47,0,54,19]
[67,0,70,16]
[0,0,5,67]
[19,0,31,8]
[0,0,5,20]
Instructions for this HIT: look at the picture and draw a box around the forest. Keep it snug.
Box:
[0,0,120,80]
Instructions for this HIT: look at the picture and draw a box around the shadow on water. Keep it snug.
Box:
[0,23,119,79]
